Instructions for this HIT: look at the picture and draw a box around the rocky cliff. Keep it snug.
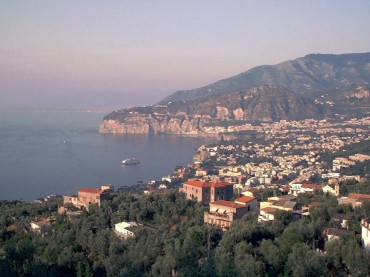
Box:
[99,85,323,135]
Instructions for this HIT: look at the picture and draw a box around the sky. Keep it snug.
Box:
[1,0,370,110]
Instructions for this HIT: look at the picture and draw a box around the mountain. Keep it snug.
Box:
[99,85,323,136]
[158,53,370,104]
[100,52,370,137]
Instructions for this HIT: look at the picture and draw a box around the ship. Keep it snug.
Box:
[121,157,140,165]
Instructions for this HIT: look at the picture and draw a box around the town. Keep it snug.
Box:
[1,116,370,276]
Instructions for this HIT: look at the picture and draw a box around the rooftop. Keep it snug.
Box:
[78,188,107,194]
[234,195,256,204]
[260,207,279,214]
[210,200,246,209]
[348,193,370,200]
[185,180,232,188]
[301,184,323,190]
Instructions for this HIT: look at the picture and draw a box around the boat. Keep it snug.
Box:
[121,157,140,165]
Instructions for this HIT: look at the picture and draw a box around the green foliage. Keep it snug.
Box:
[341,179,370,196]
[1,187,370,276]
[285,243,326,277]
[326,238,370,277]
[260,239,284,275]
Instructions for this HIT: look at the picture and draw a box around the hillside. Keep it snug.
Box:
[99,85,323,135]
[100,53,370,136]
[158,53,370,104]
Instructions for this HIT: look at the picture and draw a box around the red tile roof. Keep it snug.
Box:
[184,180,232,188]
[348,193,370,200]
[234,196,256,204]
[260,207,278,214]
[301,184,323,190]
[78,188,105,194]
[210,200,246,209]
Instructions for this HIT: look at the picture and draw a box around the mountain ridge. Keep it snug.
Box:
[99,85,324,137]
[100,52,370,137]
[158,52,370,104]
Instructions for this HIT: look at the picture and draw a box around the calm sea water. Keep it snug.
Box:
[0,110,211,201]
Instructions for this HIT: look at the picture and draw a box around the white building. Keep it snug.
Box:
[361,218,370,252]
[114,221,141,238]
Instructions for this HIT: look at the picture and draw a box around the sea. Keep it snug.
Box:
[0,109,212,201]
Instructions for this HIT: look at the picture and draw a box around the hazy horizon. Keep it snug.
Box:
[1,1,370,110]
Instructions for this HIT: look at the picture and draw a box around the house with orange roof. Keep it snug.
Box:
[63,184,114,210]
[234,195,259,211]
[289,182,323,195]
[204,197,257,230]
[338,193,370,208]
[180,179,233,204]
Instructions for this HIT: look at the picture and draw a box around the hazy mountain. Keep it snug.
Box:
[100,85,323,136]
[158,53,370,104]
[100,53,370,136]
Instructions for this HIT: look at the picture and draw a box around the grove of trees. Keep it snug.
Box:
[0,189,369,276]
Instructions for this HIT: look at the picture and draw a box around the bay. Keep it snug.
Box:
[0,110,211,201]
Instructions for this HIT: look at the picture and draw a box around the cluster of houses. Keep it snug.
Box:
[179,178,370,252]
[30,184,145,239]
[27,177,370,252]
[62,184,114,211]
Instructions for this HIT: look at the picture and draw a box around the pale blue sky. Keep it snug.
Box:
[1,0,369,109]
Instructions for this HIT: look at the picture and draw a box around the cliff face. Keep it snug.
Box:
[99,85,323,135]
[99,114,211,135]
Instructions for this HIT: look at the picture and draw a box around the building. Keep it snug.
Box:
[338,193,370,208]
[180,180,233,204]
[234,195,259,211]
[361,218,370,252]
[289,183,323,195]
[324,228,356,242]
[258,207,278,222]
[332,214,348,229]
[332,157,356,171]
[323,182,340,196]
[204,198,256,230]
[114,221,141,239]
[258,195,300,222]
[30,219,52,234]
[349,153,370,162]
[63,184,113,210]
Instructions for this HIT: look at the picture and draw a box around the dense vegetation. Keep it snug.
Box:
[0,189,369,276]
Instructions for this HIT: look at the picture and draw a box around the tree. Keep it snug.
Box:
[326,238,369,277]
[276,226,305,258]
[260,239,284,275]
[285,243,326,277]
